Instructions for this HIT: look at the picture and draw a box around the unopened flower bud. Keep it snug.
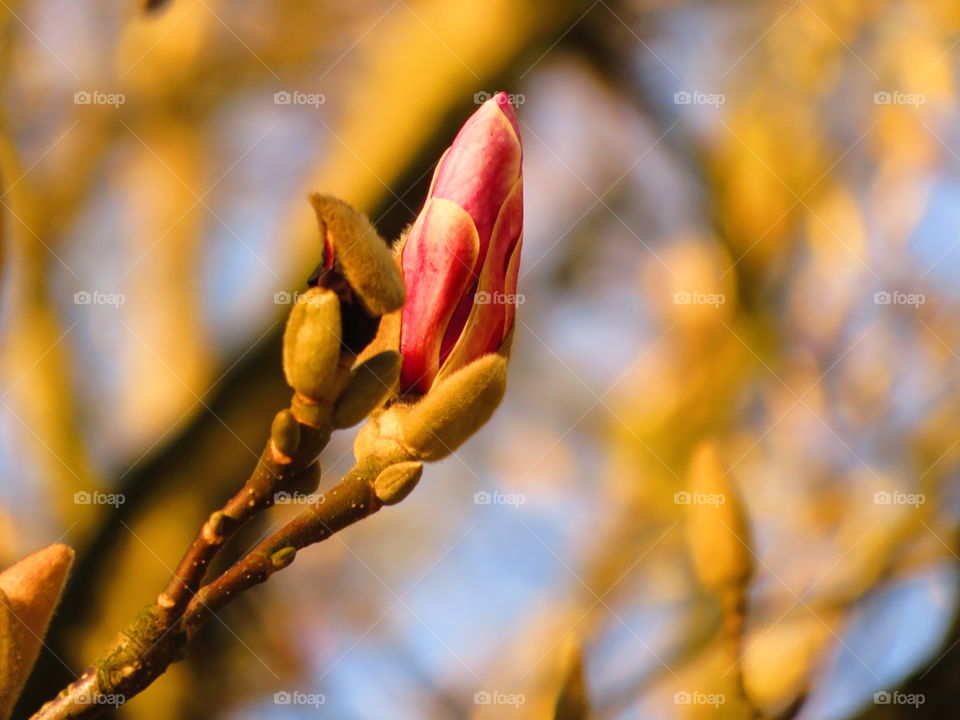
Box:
[308,194,405,317]
[332,351,401,429]
[282,287,342,402]
[0,544,74,719]
[685,442,753,592]
[399,92,523,394]
[270,409,301,461]
[401,354,508,460]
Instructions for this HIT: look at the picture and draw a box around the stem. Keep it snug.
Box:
[28,458,386,720]
[156,423,328,620]
[183,459,383,636]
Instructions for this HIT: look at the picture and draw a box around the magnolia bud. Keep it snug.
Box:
[685,442,753,591]
[270,409,301,461]
[282,287,342,402]
[401,354,507,460]
[373,461,423,505]
[332,351,402,429]
[399,92,523,394]
[308,194,405,317]
[0,544,74,720]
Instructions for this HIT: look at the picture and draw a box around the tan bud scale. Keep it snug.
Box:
[401,354,507,461]
[309,194,405,316]
[282,287,342,401]
[333,351,401,428]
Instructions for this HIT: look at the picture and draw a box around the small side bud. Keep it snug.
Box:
[270,547,296,569]
[270,409,301,461]
[282,288,342,402]
[373,461,423,505]
[401,354,507,461]
[333,351,402,428]
[202,511,228,544]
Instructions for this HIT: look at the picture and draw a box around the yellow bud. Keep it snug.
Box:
[270,547,296,569]
[270,409,301,460]
[333,351,401,428]
[684,442,753,592]
[309,194,405,316]
[373,461,423,505]
[0,544,74,720]
[282,288,342,401]
[401,354,507,461]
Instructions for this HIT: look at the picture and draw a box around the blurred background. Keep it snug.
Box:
[1,0,959,718]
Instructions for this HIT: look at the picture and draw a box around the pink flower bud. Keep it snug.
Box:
[399,92,523,394]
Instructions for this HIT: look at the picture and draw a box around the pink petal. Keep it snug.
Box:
[400,199,480,394]
[430,94,522,272]
[435,177,523,381]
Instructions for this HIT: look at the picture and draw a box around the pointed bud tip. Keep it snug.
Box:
[489,91,518,127]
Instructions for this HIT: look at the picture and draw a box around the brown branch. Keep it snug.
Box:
[156,422,328,620]
[28,456,388,720]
